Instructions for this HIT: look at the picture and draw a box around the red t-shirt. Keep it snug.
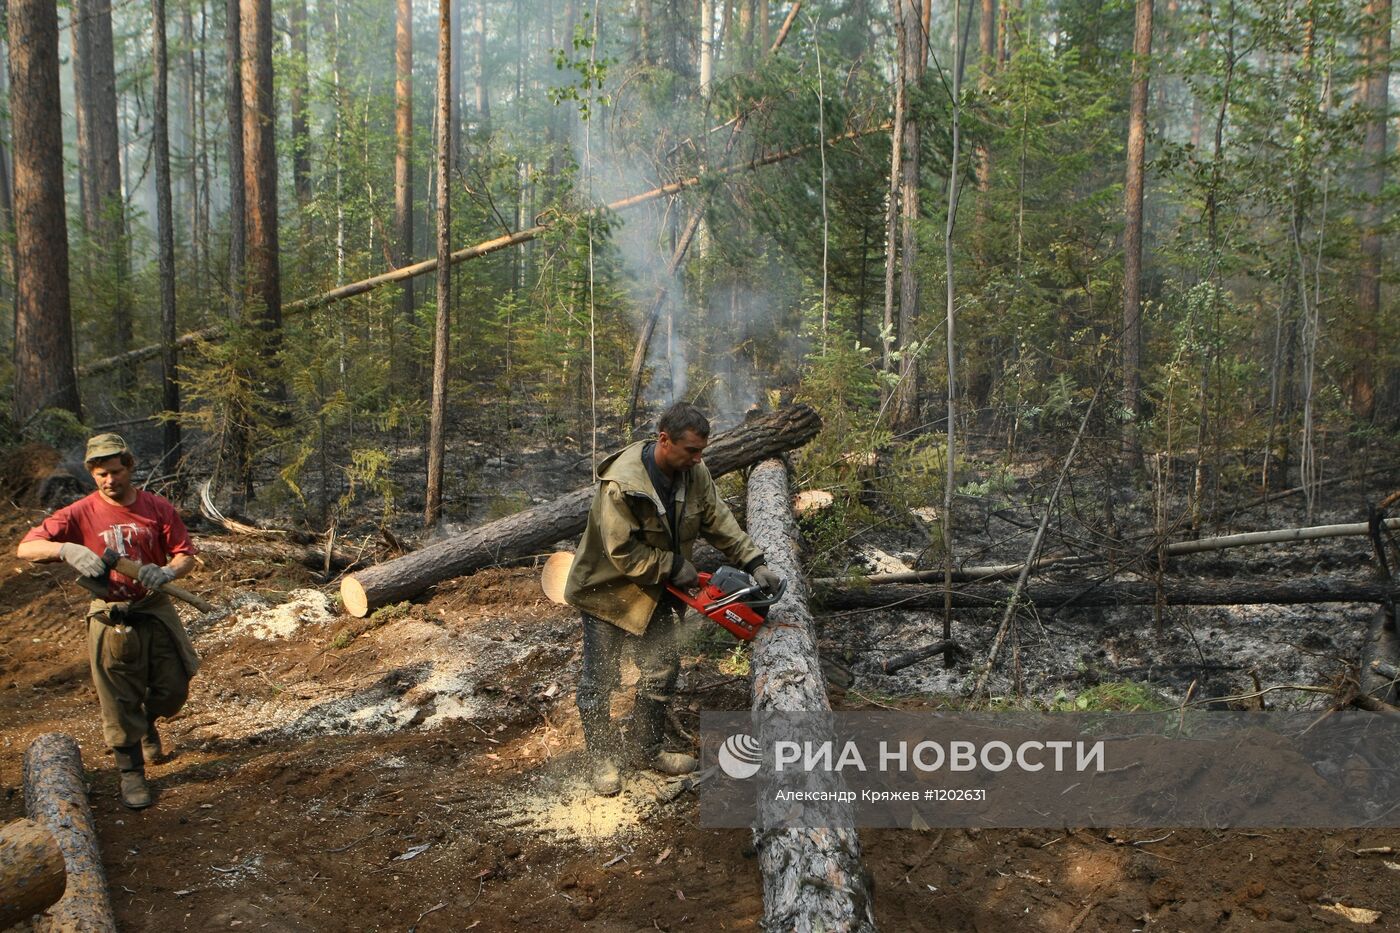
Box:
[22,490,196,601]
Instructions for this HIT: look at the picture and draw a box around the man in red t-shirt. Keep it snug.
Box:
[17,434,201,809]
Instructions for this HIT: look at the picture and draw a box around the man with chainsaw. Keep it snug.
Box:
[565,402,782,795]
[17,434,199,810]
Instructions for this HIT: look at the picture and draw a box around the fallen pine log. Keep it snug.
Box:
[746,459,876,931]
[22,734,116,933]
[881,639,959,675]
[815,516,1400,588]
[340,405,822,617]
[0,818,66,930]
[815,578,1400,612]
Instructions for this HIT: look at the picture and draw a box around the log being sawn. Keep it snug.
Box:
[0,818,66,930]
[22,734,116,933]
[340,405,822,617]
[746,459,877,931]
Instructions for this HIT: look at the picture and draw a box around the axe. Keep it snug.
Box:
[72,549,215,614]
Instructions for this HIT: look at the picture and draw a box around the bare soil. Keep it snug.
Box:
[3,482,1400,931]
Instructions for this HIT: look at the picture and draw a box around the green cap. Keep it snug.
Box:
[84,433,132,463]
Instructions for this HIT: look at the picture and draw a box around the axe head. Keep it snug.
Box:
[100,548,122,572]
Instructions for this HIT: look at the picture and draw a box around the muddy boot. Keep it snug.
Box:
[113,746,152,810]
[142,721,164,764]
[580,706,621,797]
[628,696,697,776]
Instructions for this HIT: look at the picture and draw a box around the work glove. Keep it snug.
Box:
[752,565,782,594]
[59,543,107,578]
[671,557,700,589]
[137,563,176,590]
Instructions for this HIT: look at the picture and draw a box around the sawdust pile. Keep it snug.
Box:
[494,773,677,845]
[212,589,335,641]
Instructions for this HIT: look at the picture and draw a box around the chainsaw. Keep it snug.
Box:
[667,565,787,641]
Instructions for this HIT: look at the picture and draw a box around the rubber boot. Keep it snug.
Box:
[113,745,152,810]
[579,706,621,797]
[628,696,698,776]
[142,721,164,764]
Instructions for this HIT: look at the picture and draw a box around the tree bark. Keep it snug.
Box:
[79,127,885,378]
[746,459,877,931]
[0,818,66,930]
[891,0,923,433]
[818,578,1400,612]
[395,0,415,334]
[1351,0,1389,421]
[225,0,245,319]
[154,0,182,473]
[341,405,823,616]
[72,0,131,372]
[1120,0,1153,467]
[23,733,116,933]
[241,0,280,341]
[425,0,452,528]
[9,0,81,424]
[289,0,310,205]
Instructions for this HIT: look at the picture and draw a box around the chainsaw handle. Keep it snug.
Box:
[741,576,788,610]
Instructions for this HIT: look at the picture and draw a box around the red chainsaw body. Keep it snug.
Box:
[667,571,770,641]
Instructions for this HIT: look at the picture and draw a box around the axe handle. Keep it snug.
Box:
[110,556,216,613]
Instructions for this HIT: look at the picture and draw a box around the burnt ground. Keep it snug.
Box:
[3,452,1400,932]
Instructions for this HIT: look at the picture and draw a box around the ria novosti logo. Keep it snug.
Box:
[718,733,763,779]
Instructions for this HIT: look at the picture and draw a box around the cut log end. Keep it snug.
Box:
[0,818,66,930]
[341,577,369,618]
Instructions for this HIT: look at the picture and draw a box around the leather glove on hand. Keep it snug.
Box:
[137,563,176,590]
[59,543,107,578]
[752,565,782,594]
[671,557,700,589]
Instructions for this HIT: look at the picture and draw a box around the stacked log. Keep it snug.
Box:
[22,734,116,932]
[341,405,822,617]
[0,819,66,930]
[746,459,876,931]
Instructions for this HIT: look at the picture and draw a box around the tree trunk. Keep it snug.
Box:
[450,0,462,158]
[700,0,714,98]
[181,3,197,270]
[8,0,81,424]
[154,0,182,473]
[746,459,877,931]
[1120,0,1153,467]
[72,0,131,375]
[289,0,310,205]
[474,0,489,126]
[975,0,995,193]
[891,0,923,433]
[241,0,279,339]
[425,0,452,528]
[395,0,415,339]
[0,818,66,931]
[1351,0,1389,421]
[225,0,245,319]
[817,578,1400,612]
[23,734,116,933]
[341,405,823,616]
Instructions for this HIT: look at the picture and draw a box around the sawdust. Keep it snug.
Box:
[494,772,670,845]
[210,589,335,641]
